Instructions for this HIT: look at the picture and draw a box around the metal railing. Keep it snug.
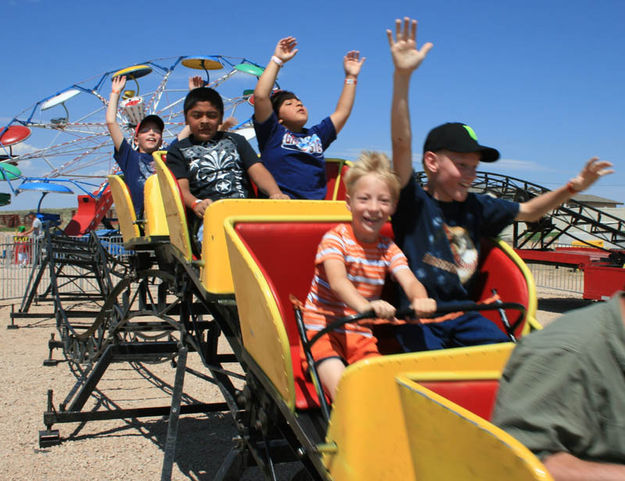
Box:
[0,232,125,302]
[525,263,584,295]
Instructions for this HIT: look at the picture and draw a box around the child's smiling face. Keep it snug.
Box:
[134,120,162,154]
[427,150,480,202]
[347,173,396,243]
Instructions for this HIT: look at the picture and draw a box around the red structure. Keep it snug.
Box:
[516,247,625,300]
[63,186,112,236]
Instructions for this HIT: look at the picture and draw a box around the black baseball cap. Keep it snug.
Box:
[135,114,164,135]
[423,122,500,163]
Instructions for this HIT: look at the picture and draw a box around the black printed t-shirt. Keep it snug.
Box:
[166,132,260,201]
[391,173,519,304]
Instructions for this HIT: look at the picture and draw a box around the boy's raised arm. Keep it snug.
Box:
[329,51,365,134]
[105,75,127,151]
[388,17,433,187]
[516,157,614,222]
[254,37,298,124]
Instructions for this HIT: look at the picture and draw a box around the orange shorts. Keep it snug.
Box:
[305,327,381,366]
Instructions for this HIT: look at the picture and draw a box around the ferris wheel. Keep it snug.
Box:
[0,54,269,203]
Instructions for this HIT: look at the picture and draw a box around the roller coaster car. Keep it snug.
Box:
[107,174,169,246]
[225,216,548,480]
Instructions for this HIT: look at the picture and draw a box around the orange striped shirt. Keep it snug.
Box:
[304,223,409,334]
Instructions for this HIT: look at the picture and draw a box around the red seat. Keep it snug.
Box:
[235,222,529,411]
[324,158,350,200]
[235,222,335,409]
[474,242,530,339]
[249,157,350,201]
[419,379,500,420]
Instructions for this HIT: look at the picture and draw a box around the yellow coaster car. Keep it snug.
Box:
[225,216,550,481]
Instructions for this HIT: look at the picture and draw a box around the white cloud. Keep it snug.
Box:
[3,141,36,155]
[493,158,556,173]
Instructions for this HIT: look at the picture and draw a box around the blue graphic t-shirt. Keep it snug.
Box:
[391,173,519,306]
[113,138,155,215]
[166,131,259,201]
[253,112,337,199]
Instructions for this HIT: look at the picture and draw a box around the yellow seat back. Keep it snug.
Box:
[152,151,193,261]
[143,174,169,237]
[396,372,552,481]
[107,174,140,244]
[224,214,351,409]
[325,344,516,480]
[202,200,349,294]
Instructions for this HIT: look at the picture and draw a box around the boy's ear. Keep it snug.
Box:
[423,151,438,174]
[345,194,352,212]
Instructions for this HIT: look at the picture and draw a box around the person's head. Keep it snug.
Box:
[344,152,400,242]
[134,114,164,154]
[270,90,308,132]
[422,122,499,203]
[183,87,224,142]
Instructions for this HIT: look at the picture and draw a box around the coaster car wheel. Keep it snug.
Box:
[60,269,180,365]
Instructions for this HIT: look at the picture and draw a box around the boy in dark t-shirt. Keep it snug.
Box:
[253,36,365,199]
[387,17,613,350]
[166,87,288,224]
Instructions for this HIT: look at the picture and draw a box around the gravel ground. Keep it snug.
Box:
[0,289,592,481]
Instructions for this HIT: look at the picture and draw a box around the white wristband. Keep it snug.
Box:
[193,199,202,207]
[271,56,283,67]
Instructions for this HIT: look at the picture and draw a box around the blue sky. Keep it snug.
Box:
[1,0,623,211]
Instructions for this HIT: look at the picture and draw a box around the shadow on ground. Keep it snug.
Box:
[537,297,594,315]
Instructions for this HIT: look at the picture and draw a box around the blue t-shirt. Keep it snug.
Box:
[253,112,337,199]
[391,173,519,305]
[166,132,259,201]
[113,139,155,215]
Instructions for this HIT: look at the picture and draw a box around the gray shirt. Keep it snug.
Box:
[493,292,625,463]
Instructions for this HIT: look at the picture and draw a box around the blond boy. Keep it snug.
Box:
[303,152,436,399]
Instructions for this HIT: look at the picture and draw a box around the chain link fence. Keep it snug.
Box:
[525,263,584,295]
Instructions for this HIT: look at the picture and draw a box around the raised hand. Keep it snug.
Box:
[386,17,433,73]
[111,75,127,94]
[344,50,365,77]
[274,36,299,64]
[188,75,204,90]
[569,157,614,192]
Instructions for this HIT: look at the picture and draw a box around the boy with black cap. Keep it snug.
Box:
[388,17,613,350]
[106,75,164,215]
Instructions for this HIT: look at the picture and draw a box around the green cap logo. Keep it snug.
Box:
[463,125,478,141]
